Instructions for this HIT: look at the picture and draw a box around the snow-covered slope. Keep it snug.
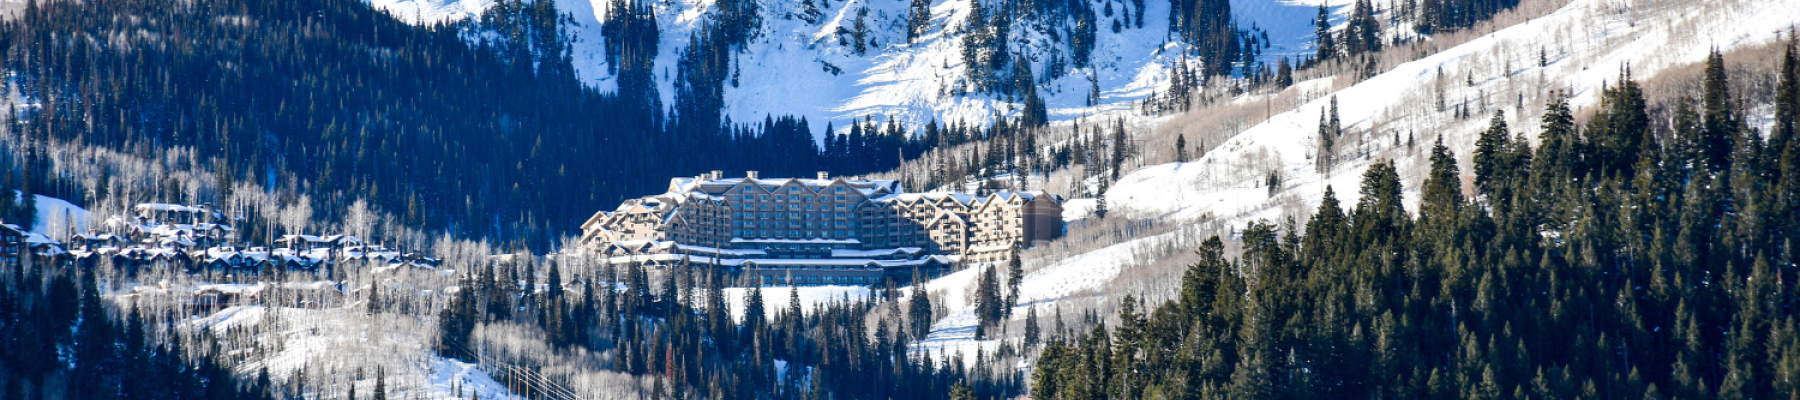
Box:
[368,0,1342,135]
[1113,0,1800,224]
[901,0,1800,368]
[191,306,525,400]
[9,190,90,239]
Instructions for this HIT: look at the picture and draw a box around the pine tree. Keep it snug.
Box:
[372,368,387,400]
[1275,57,1293,88]
[909,271,933,341]
[1110,119,1127,181]
[1341,0,1381,56]
[1175,134,1189,162]
[1007,246,1023,314]
[975,264,1001,338]
[1024,304,1041,346]
[1775,38,1798,152]
[1699,49,1738,173]
[1419,136,1463,240]
[908,0,932,42]
[853,7,870,55]
[368,277,382,314]
[1314,5,1336,62]
[1472,112,1510,197]
[1316,97,1342,173]
[17,178,35,231]
[1588,70,1649,177]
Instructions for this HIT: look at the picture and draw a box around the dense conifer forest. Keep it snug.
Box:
[0,0,982,246]
[1030,48,1800,400]
[0,263,272,399]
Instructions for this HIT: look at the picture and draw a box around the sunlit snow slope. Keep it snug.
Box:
[369,0,1342,136]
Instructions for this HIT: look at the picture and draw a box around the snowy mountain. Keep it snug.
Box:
[369,0,1334,134]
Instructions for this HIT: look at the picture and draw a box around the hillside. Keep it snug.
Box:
[373,0,1333,132]
[897,0,1800,376]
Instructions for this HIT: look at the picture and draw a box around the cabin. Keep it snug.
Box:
[0,223,25,269]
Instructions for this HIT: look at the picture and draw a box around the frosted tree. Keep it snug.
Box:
[279,195,313,237]
[345,199,374,243]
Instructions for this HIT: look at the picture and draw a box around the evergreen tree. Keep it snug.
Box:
[368,277,382,313]
[1586,70,1649,177]
[853,7,871,55]
[1175,134,1189,162]
[1775,38,1798,151]
[1110,119,1127,181]
[1314,5,1336,62]
[908,0,932,42]
[909,271,933,341]
[373,368,387,400]
[1275,56,1294,88]
[1698,49,1739,173]
[1007,247,1023,314]
[1473,110,1509,196]
[1024,304,1041,346]
[1341,0,1381,56]
[17,186,34,232]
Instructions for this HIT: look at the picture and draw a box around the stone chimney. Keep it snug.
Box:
[817,171,831,181]
[746,170,759,180]
[710,170,724,181]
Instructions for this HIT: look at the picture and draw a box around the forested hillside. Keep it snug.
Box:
[1031,49,1800,399]
[0,0,955,246]
[0,263,270,399]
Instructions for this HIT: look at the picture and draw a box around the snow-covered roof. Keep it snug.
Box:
[136,203,207,213]
[830,247,924,257]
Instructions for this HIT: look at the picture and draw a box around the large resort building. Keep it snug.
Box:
[580,171,1064,285]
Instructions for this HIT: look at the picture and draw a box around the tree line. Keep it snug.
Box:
[1032,47,1800,400]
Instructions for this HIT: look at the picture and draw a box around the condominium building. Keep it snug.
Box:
[580,171,1064,284]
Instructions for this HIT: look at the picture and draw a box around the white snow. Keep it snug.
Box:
[909,0,1800,368]
[369,0,1330,136]
[724,284,872,322]
[366,0,495,24]
[10,190,90,238]
[1112,0,1800,225]
[187,306,526,400]
[1060,198,1096,221]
